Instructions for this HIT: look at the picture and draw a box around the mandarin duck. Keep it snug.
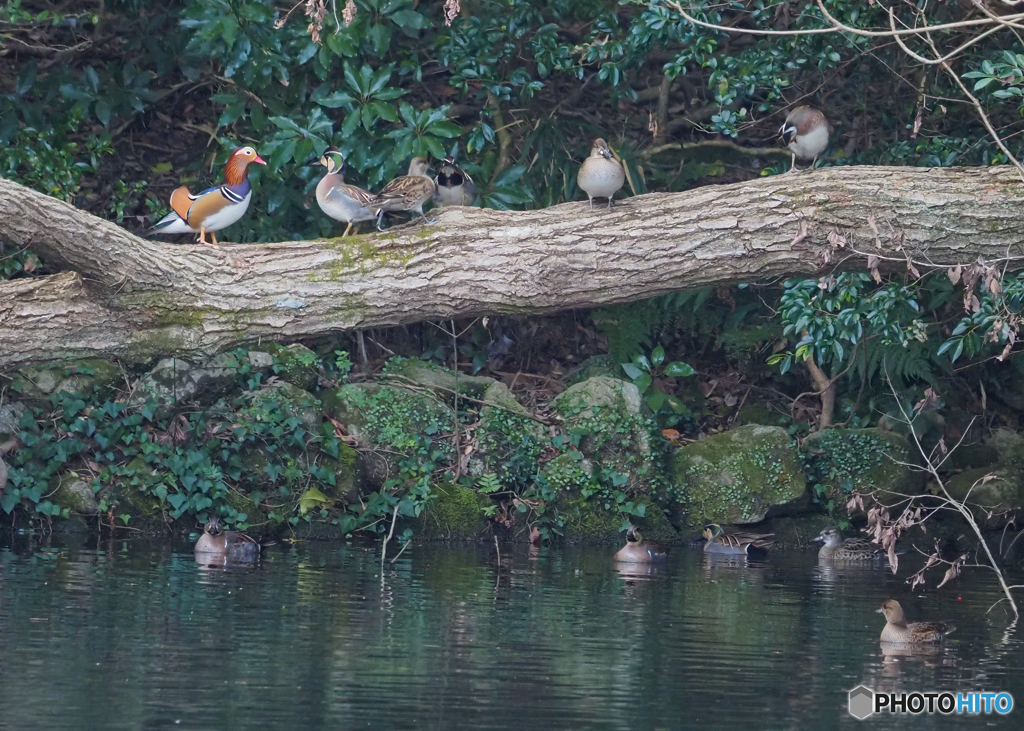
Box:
[702,523,775,555]
[314,148,378,237]
[577,137,625,209]
[371,157,436,230]
[433,156,477,208]
[614,525,667,563]
[779,106,829,171]
[811,526,886,561]
[877,600,956,644]
[148,146,265,245]
[194,515,260,562]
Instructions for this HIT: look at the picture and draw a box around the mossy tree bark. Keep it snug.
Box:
[2,166,1024,371]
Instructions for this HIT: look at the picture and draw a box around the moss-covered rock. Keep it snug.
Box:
[558,494,678,543]
[12,359,123,404]
[670,424,806,525]
[801,427,923,502]
[324,381,455,487]
[133,357,238,411]
[384,357,496,398]
[945,429,1024,521]
[52,473,100,515]
[551,376,660,496]
[734,402,781,427]
[415,482,492,539]
[0,400,26,440]
[564,355,620,386]
[467,382,546,488]
[268,343,319,391]
[245,381,322,435]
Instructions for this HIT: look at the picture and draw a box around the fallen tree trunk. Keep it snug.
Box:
[2,165,1023,370]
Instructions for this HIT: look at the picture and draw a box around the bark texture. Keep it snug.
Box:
[2,166,1023,370]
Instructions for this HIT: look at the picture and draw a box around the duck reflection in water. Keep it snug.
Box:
[194,515,260,566]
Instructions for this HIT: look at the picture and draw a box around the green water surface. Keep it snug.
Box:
[0,535,1020,730]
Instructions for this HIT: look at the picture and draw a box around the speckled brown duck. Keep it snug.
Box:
[194,515,259,563]
[614,526,666,563]
[811,526,886,561]
[877,600,955,644]
[702,523,775,555]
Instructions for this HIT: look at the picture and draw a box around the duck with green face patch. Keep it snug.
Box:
[701,523,775,555]
[195,515,259,563]
[877,599,955,644]
[313,148,378,237]
[614,525,666,563]
[810,526,886,561]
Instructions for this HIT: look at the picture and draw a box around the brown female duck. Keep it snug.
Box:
[614,526,666,563]
[702,523,775,555]
[877,600,955,644]
[194,515,259,563]
[811,526,885,561]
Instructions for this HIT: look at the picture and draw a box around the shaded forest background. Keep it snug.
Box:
[4,0,1024,549]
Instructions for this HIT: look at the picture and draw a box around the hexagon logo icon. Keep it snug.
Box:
[848,685,875,720]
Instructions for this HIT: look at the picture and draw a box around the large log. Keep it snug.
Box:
[2,166,1023,370]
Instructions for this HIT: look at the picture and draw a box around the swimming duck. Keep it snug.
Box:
[577,137,625,209]
[779,106,829,172]
[811,526,886,560]
[194,515,259,562]
[314,148,378,237]
[433,156,477,208]
[148,146,265,245]
[614,525,667,563]
[371,157,436,229]
[702,523,775,555]
[877,599,955,644]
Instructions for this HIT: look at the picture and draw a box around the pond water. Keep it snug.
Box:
[1,533,1021,730]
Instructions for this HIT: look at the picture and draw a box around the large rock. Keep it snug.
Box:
[415,482,492,539]
[467,382,546,489]
[670,424,806,525]
[801,427,924,503]
[0,400,27,440]
[53,473,101,515]
[384,357,496,397]
[547,376,659,496]
[945,429,1024,522]
[132,351,276,412]
[12,359,122,404]
[323,380,455,488]
[268,343,319,391]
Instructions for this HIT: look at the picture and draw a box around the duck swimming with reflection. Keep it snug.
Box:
[194,515,260,563]
[701,523,775,555]
[810,526,886,561]
[614,526,666,563]
[877,599,955,644]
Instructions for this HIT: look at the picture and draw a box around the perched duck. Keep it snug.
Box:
[614,525,667,563]
[877,599,955,644]
[577,138,625,209]
[194,515,259,562]
[371,157,436,229]
[811,526,885,561]
[779,106,829,171]
[702,523,775,555]
[314,148,378,237]
[433,156,477,207]
[149,146,265,245]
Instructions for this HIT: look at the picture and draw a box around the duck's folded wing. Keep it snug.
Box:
[182,186,234,227]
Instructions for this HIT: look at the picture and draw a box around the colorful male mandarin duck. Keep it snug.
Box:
[779,106,829,171]
[810,526,886,561]
[614,525,667,563]
[577,137,624,209]
[194,515,260,563]
[371,157,436,230]
[702,523,775,555]
[433,156,477,208]
[149,146,265,245]
[314,148,377,237]
[877,600,955,644]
